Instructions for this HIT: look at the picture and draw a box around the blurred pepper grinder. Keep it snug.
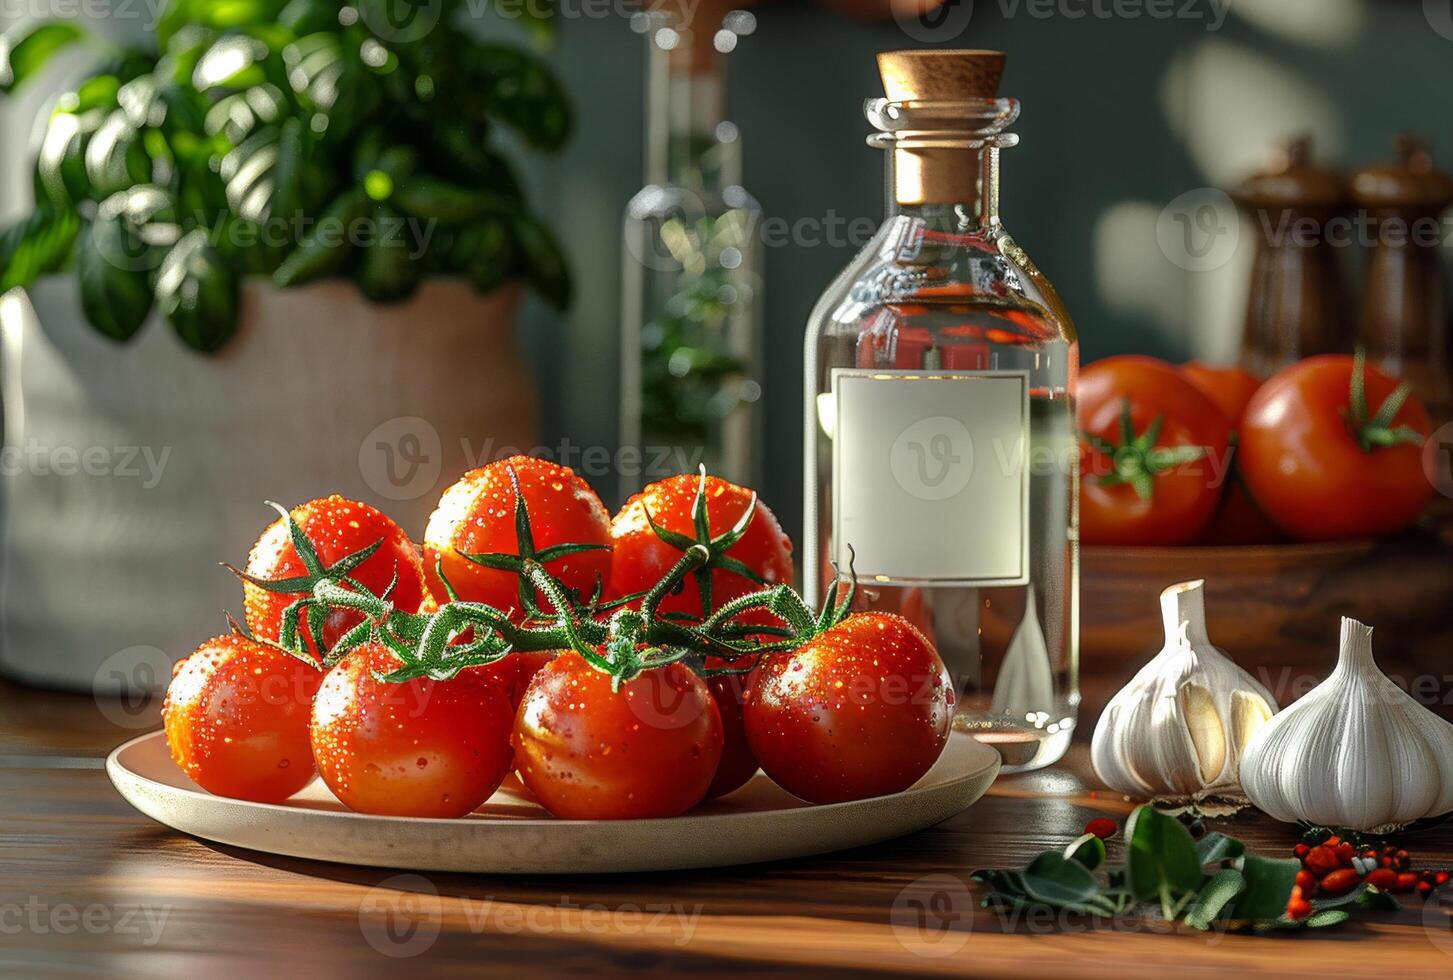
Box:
[1233,137,1351,376]
[1351,134,1453,425]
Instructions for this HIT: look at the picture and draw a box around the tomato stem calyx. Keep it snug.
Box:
[246,471,863,692]
[1084,400,1209,502]
[1344,349,1425,454]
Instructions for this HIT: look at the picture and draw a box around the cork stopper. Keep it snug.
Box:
[875,50,1007,207]
[877,49,1005,102]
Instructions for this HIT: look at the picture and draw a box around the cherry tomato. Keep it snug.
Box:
[1180,362,1262,426]
[244,496,427,660]
[512,652,723,819]
[608,474,793,620]
[704,658,759,799]
[1079,356,1231,546]
[1239,354,1432,541]
[423,456,612,616]
[744,613,952,804]
[163,634,321,803]
[310,645,515,818]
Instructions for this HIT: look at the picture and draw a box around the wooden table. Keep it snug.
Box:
[4,676,1453,978]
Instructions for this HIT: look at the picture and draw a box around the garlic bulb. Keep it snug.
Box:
[1240,617,1453,832]
[1091,580,1278,802]
[991,585,1054,718]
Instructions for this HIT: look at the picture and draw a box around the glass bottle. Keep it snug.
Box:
[619,9,763,499]
[802,50,1078,772]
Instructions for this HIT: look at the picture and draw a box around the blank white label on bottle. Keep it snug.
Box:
[831,369,1030,586]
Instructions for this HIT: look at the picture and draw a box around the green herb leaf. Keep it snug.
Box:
[1194,832,1246,868]
[1064,833,1107,871]
[156,229,239,353]
[1,21,87,93]
[1125,806,1205,903]
[1183,868,1245,931]
[77,214,154,342]
[1021,852,1103,908]
[0,208,80,291]
[1227,854,1299,923]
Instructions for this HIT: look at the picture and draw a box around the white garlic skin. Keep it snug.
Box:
[1240,618,1453,832]
[1091,580,1278,801]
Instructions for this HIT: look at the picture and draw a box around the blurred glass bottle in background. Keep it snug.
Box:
[619,7,763,499]
[803,50,1079,772]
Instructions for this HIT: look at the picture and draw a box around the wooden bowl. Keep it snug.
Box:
[1081,528,1453,720]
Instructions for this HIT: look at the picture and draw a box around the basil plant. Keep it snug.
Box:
[0,0,572,352]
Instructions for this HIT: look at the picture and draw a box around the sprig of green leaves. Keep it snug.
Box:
[971,805,1399,934]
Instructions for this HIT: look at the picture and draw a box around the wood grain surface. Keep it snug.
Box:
[3,676,1453,978]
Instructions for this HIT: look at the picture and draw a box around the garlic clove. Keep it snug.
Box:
[1241,617,1453,832]
[1090,579,1279,804]
[991,584,1055,718]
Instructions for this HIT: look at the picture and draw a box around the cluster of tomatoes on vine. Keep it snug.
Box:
[163,457,955,820]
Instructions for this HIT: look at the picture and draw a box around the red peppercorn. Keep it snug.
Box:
[1437,872,1451,887]
[1286,885,1313,921]
[1418,880,1436,898]
[1395,850,1411,871]
[1319,868,1362,897]
[1395,872,1419,893]
[1293,843,1311,861]
[1366,868,1398,891]
[1084,817,1118,840]
[1305,846,1342,875]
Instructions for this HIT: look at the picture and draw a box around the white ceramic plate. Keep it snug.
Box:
[107,731,1000,874]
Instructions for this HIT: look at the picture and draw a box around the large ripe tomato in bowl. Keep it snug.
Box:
[1079,356,1232,546]
[1239,354,1432,541]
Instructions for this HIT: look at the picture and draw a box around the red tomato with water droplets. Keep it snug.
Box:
[704,657,759,799]
[423,456,612,615]
[163,634,321,803]
[512,651,723,819]
[608,474,793,621]
[309,645,514,818]
[744,612,953,804]
[244,496,427,660]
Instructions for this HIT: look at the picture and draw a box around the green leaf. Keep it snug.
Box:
[84,110,152,197]
[451,219,515,294]
[1194,832,1246,868]
[514,211,570,310]
[1,21,87,93]
[1064,833,1106,871]
[77,216,154,342]
[273,188,367,286]
[460,44,572,153]
[355,205,420,302]
[0,209,80,291]
[156,230,239,353]
[1226,854,1299,923]
[1125,805,1205,903]
[1021,852,1103,907]
[1184,868,1245,931]
[394,176,513,223]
